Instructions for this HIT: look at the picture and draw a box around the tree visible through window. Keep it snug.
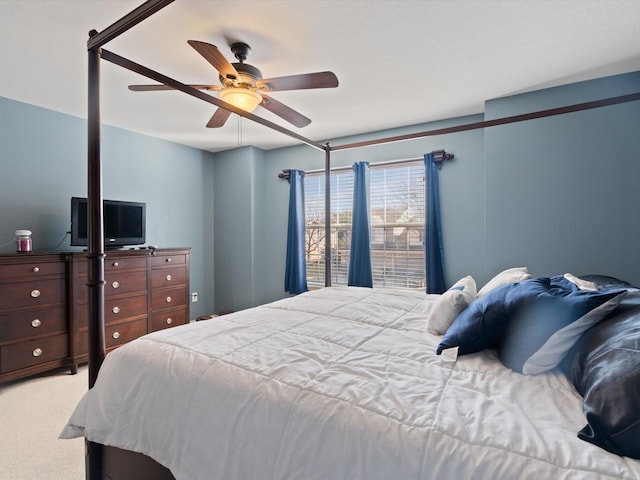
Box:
[304,161,425,288]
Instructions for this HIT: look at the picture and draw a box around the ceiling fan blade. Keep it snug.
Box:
[128,84,220,92]
[257,71,339,92]
[260,94,311,128]
[187,40,239,80]
[206,108,233,128]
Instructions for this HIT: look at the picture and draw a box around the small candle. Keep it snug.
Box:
[15,229,32,253]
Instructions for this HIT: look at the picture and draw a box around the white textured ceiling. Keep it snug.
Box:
[1,0,639,152]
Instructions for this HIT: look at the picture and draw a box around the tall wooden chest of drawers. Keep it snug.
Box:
[149,250,189,331]
[0,248,190,383]
[0,253,70,383]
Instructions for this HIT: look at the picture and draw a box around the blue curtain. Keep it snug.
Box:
[284,170,308,294]
[424,153,446,294]
[348,162,373,287]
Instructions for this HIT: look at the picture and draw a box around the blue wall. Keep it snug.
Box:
[483,72,640,283]
[212,146,264,311]
[3,70,639,315]
[0,97,215,319]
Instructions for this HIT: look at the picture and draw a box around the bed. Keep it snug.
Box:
[75,3,640,479]
[61,272,640,480]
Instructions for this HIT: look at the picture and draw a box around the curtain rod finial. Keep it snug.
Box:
[432,150,454,169]
[278,169,291,182]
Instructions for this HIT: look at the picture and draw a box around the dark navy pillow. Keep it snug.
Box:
[563,296,640,458]
[436,278,549,355]
[579,274,638,290]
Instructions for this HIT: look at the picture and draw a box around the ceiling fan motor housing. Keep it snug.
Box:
[228,63,263,86]
[220,42,263,87]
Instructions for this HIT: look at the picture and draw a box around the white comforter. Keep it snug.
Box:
[61,287,640,479]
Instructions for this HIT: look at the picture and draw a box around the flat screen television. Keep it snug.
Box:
[71,197,146,248]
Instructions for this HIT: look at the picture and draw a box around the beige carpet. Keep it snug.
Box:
[0,366,87,480]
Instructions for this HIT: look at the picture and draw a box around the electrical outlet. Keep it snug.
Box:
[191,292,198,303]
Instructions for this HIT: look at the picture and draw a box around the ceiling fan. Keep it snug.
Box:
[129,40,339,128]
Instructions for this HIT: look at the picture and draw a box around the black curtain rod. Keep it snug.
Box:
[278,150,454,181]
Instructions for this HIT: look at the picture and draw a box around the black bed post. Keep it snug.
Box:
[324,141,332,287]
[86,31,105,480]
[86,31,106,398]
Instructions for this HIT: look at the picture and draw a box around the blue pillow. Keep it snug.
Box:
[498,281,627,374]
[436,278,550,355]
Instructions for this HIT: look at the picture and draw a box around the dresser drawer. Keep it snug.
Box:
[0,334,68,373]
[151,308,187,331]
[76,318,147,356]
[105,255,148,272]
[76,294,148,330]
[151,266,186,289]
[150,253,186,268]
[106,294,147,323]
[0,259,66,282]
[72,255,148,276]
[151,286,187,310]
[106,319,147,349]
[0,278,66,310]
[74,271,148,302]
[0,306,67,343]
[105,270,147,297]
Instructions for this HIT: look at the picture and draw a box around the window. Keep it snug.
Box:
[304,170,354,285]
[304,161,425,288]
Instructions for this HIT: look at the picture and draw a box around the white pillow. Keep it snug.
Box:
[477,267,531,298]
[427,275,476,335]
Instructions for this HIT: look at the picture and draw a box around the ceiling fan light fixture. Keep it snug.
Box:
[219,88,262,112]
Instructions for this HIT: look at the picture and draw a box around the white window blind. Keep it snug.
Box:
[304,160,425,289]
[304,170,354,286]
[369,163,425,288]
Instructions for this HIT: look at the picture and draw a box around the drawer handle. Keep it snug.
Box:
[166,317,173,325]
[113,262,119,267]
[112,331,121,339]
[32,266,40,273]
[31,319,42,328]
[31,289,41,298]
[112,281,120,289]
[165,258,172,263]
[166,296,172,303]
[166,274,172,281]
[32,348,43,357]
[112,306,121,314]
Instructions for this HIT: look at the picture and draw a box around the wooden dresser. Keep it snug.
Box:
[0,248,190,383]
[0,253,70,383]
